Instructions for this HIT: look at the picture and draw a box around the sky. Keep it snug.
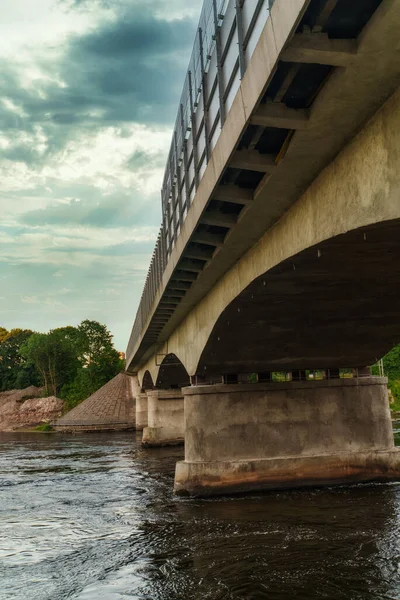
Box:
[0,0,203,351]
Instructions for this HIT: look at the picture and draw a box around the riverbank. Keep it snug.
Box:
[0,387,63,431]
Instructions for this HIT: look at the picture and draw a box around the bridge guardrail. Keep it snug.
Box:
[127,0,275,363]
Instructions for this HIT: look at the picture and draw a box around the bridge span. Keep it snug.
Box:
[126,0,400,495]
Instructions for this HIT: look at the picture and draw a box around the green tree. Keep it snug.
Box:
[382,345,400,382]
[0,329,38,390]
[78,319,122,389]
[60,320,123,406]
[372,344,400,406]
[1,319,122,405]
[20,329,80,396]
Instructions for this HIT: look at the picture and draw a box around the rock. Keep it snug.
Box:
[0,387,64,431]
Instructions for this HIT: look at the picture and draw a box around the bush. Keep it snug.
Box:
[389,380,400,412]
[34,423,53,432]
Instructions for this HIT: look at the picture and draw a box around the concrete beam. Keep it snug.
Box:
[213,184,253,205]
[178,259,205,273]
[213,185,254,205]
[158,302,180,309]
[251,104,309,130]
[184,247,215,261]
[229,149,276,173]
[164,289,187,297]
[191,231,226,247]
[274,65,301,103]
[315,0,339,29]
[171,270,198,282]
[167,282,192,291]
[281,33,358,67]
[160,299,183,307]
[200,210,238,228]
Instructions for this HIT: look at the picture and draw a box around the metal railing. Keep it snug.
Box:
[127,0,275,360]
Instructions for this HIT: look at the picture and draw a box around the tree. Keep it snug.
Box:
[0,329,38,390]
[1,319,123,406]
[382,344,400,382]
[78,320,122,388]
[372,344,400,406]
[20,329,80,396]
[60,320,123,406]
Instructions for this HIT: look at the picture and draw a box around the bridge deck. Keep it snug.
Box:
[127,0,399,372]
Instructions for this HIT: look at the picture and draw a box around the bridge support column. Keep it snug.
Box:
[135,393,148,431]
[174,378,400,497]
[142,389,184,447]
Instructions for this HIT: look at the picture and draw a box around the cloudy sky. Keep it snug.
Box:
[0,0,203,351]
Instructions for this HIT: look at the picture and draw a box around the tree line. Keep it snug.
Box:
[371,344,400,407]
[0,320,125,410]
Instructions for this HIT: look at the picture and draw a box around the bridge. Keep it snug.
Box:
[126,0,400,496]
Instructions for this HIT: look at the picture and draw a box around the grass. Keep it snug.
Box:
[34,423,53,432]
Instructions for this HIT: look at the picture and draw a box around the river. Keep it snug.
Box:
[1,427,400,600]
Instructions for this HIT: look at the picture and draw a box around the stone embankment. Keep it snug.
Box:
[0,387,64,431]
[54,373,136,432]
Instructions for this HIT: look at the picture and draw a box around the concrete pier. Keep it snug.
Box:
[174,378,400,496]
[142,389,184,447]
[135,393,148,431]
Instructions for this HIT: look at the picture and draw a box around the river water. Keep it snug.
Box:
[1,428,400,600]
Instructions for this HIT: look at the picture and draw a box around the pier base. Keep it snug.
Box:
[174,378,400,496]
[135,393,148,431]
[142,389,184,447]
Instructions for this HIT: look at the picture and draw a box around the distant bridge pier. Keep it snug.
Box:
[142,389,185,447]
[135,393,149,432]
[174,377,400,497]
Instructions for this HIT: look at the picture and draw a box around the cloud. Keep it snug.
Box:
[0,6,197,169]
[0,0,203,349]
[20,193,161,229]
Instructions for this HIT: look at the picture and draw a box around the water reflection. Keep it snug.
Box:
[0,431,400,600]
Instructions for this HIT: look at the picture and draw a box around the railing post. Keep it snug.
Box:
[170,149,178,247]
[174,131,184,230]
[180,103,191,210]
[188,70,200,190]
[161,223,167,269]
[199,27,211,164]
[166,199,173,255]
[158,235,163,284]
[235,0,246,79]
[213,0,226,126]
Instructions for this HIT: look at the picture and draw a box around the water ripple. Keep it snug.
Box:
[0,431,400,600]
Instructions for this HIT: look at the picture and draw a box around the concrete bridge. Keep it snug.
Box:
[126,0,400,496]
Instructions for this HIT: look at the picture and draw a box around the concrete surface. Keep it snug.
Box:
[174,378,400,496]
[129,0,400,376]
[142,389,184,447]
[138,83,400,384]
[136,393,148,431]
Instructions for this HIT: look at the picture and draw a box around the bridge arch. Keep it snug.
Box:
[155,354,190,390]
[141,370,155,391]
[195,219,400,376]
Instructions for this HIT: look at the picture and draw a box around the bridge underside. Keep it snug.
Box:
[127,0,400,375]
[197,219,400,375]
[128,0,400,496]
